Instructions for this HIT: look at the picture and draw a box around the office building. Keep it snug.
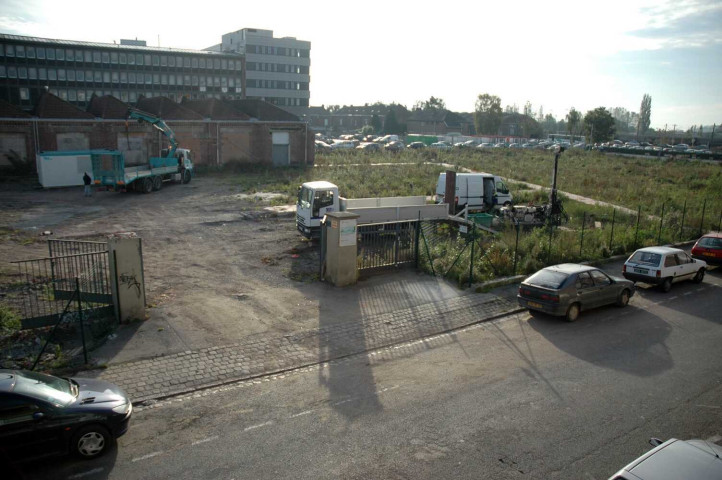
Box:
[0,33,244,111]
[215,28,310,108]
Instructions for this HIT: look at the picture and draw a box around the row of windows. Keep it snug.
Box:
[245,44,309,58]
[0,44,241,71]
[256,96,307,107]
[246,79,308,91]
[17,86,242,104]
[246,62,308,74]
[0,66,241,87]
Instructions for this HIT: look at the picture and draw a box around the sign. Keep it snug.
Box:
[460,225,468,234]
[339,219,357,247]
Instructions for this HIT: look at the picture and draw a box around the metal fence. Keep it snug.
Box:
[356,221,418,273]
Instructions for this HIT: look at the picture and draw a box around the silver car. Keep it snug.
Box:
[517,263,635,322]
[609,437,722,479]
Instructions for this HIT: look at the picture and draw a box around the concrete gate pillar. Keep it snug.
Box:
[108,238,146,323]
[322,211,360,287]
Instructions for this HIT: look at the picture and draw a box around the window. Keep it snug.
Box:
[496,181,509,194]
[18,67,27,79]
[78,90,86,102]
[56,48,64,60]
[19,87,29,100]
[77,70,84,81]
[59,89,67,100]
[199,58,205,69]
[191,57,198,68]
[129,91,137,102]
[47,48,55,60]
[236,61,242,71]
[76,50,83,61]
[37,47,45,59]
[39,68,47,80]
[152,55,159,66]
[120,53,126,64]
[161,74,167,85]
[191,75,198,86]
[68,69,76,81]
[69,89,77,101]
[120,91,127,101]
[93,51,100,63]
[136,54,143,65]
[145,73,151,84]
[213,58,220,69]
[94,71,102,82]
[183,75,190,85]
[590,269,611,286]
[168,56,175,67]
[153,73,159,84]
[220,77,227,87]
[199,76,205,87]
[66,49,73,61]
[228,77,234,87]
[144,55,151,66]
[47,69,56,80]
[176,74,183,85]
[16,45,25,58]
[102,51,109,63]
[86,70,93,81]
[664,255,678,267]
[675,253,691,264]
[221,59,227,70]
[228,60,234,70]
[112,71,119,83]
[29,67,37,79]
[169,74,175,85]
[111,52,118,64]
[160,55,167,66]
[127,53,135,65]
[213,76,219,87]
[5,44,14,57]
[183,57,190,68]
[120,71,127,83]
[102,71,109,83]
[84,50,92,62]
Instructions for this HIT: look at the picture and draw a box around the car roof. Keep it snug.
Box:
[632,246,683,255]
[0,369,17,392]
[626,439,722,480]
[545,263,596,274]
[699,231,722,239]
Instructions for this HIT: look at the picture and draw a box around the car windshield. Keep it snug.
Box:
[699,237,722,249]
[297,186,313,209]
[525,270,569,289]
[629,251,662,266]
[13,371,76,406]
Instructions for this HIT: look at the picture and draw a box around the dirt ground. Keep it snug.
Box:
[0,177,332,359]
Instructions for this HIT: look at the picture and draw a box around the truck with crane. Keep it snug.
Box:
[91,108,194,193]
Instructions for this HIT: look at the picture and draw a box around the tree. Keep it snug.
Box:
[542,113,557,136]
[474,93,503,135]
[566,108,581,143]
[583,107,616,143]
[361,124,375,136]
[638,94,652,138]
[370,114,382,133]
[413,96,446,111]
[383,109,403,135]
[523,101,533,117]
[537,105,544,123]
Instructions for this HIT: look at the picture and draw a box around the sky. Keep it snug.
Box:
[0,0,720,130]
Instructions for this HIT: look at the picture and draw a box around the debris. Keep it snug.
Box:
[40,230,53,236]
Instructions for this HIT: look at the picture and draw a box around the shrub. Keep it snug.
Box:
[0,303,21,334]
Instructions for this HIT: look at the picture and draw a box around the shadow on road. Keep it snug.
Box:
[526,305,674,377]
[14,440,118,480]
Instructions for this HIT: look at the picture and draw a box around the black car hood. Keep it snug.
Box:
[71,377,129,406]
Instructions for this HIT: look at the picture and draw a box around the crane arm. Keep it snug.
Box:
[126,107,178,158]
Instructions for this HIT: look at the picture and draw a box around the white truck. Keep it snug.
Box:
[435,172,512,213]
[296,181,449,238]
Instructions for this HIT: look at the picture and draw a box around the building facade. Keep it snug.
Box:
[218,28,310,108]
[0,33,244,111]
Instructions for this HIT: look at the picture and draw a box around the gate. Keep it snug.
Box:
[356,220,419,273]
[9,240,114,329]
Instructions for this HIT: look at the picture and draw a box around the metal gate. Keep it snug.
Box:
[9,239,114,329]
[356,220,419,273]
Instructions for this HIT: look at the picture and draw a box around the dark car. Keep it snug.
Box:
[518,264,634,322]
[0,369,132,461]
[384,140,405,152]
[407,142,425,149]
[691,232,722,266]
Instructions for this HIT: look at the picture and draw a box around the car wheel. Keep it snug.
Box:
[182,169,192,184]
[152,175,162,191]
[142,177,153,194]
[72,425,111,459]
[616,289,630,307]
[693,268,705,283]
[565,303,580,322]
[660,277,673,293]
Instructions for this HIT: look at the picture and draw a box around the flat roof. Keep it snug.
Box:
[0,33,241,56]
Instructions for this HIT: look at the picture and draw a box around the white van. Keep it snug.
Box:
[436,172,512,212]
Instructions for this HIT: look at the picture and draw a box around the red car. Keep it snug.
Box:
[691,231,722,266]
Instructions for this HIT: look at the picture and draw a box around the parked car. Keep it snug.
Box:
[691,231,722,266]
[356,142,381,152]
[384,140,405,152]
[0,369,132,461]
[429,142,451,150]
[314,140,332,153]
[330,140,356,150]
[517,264,634,322]
[622,246,706,292]
[608,437,722,480]
[407,141,426,149]
[476,142,493,149]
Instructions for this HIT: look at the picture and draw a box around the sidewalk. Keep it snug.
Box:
[87,292,521,404]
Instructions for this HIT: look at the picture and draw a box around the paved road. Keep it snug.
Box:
[20,267,722,480]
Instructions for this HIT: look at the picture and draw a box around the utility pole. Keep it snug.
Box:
[673,124,676,144]
[710,124,716,147]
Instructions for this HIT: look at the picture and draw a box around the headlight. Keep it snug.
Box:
[112,402,131,415]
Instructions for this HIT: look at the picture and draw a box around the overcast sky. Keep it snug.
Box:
[1,0,720,130]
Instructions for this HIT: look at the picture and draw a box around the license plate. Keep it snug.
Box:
[527,301,542,309]
[703,252,715,257]
[634,268,648,274]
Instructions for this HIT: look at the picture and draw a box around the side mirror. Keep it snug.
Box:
[649,437,664,447]
[33,412,45,421]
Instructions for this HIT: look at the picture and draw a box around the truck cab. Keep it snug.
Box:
[297,181,339,237]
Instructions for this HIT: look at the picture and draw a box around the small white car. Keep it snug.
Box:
[622,246,706,292]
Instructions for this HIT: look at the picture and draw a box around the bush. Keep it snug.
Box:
[0,303,21,334]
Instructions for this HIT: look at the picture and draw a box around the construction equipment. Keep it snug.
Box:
[92,109,194,193]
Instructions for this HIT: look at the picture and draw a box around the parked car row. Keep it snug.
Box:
[597,141,719,159]
[517,237,715,322]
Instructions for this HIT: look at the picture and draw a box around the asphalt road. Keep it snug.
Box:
[19,267,722,480]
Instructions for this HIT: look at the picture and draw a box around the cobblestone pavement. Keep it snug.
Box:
[90,294,521,404]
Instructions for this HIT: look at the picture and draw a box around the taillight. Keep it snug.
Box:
[540,294,559,303]
[656,270,661,278]
[622,265,626,273]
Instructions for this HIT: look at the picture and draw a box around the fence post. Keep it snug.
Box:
[609,208,616,253]
[468,223,475,287]
[699,199,707,236]
[76,277,88,365]
[679,200,687,241]
[513,221,520,276]
[580,212,586,258]
[547,223,554,265]
[634,206,641,249]
[414,217,421,268]
[657,202,665,245]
